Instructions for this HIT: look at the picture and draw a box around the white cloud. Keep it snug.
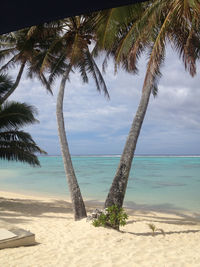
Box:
[6,45,200,155]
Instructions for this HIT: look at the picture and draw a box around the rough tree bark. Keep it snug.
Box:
[105,72,153,209]
[56,68,87,220]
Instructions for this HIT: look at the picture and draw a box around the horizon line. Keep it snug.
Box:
[39,153,200,157]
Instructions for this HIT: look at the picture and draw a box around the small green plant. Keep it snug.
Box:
[147,223,165,237]
[92,205,128,230]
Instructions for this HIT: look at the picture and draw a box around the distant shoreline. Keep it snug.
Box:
[37,154,200,157]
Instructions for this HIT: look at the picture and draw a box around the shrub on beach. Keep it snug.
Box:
[147,223,165,237]
[92,205,128,230]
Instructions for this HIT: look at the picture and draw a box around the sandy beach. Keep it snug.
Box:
[0,190,200,267]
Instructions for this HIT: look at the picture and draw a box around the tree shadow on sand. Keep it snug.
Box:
[124,201,200,226]
[121,229,200,237]
[85,199,200,226]
[0,197,74,225]
[0,197,199,228]
[0,197,105,225]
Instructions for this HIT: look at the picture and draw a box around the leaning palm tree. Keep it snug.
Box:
[0,73,46,166]
[95,0,200,209]
[0,16,108,220]
[41,16,109,220]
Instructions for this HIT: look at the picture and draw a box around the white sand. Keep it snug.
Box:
[0,190,200,267]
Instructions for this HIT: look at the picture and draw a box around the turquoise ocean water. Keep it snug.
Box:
[0,156,200,212]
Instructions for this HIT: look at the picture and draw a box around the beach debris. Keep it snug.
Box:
[0,228,36,249]
[86,208,105,222]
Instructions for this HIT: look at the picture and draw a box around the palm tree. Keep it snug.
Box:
[0,23,61,104]
[95,1,200,209]
[0,16,108,220]
[0,73,46,166]
[41,16,109,220]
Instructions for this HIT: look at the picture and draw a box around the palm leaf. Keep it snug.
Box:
[0,74,14,98]
[48,54,67,85]
[84,50,109,99]
[0,101,38,130]
[0,48,16,63]
[0,146,41,166]
[0,54,19,72]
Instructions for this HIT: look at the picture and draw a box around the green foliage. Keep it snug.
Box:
[0,74,14,98]
[0,74,47,166]
[147,223,165,237]
[148,223,156,235]
[92,205,128,230]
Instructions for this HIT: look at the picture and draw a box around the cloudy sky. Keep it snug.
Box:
[9,45,200,155]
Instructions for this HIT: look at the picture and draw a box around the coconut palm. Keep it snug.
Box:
[0,16,108,220]
[0,73,46,166]
[95,0,200,209]
[41,16,109,220]
[0,23,62,104]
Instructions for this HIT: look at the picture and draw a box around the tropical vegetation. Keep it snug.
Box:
[92,205,128,230]
[1,0,199,223]
[1,16,109,220]
[42,16,109,220]
[94,0,200,210]
[0,73,46,166]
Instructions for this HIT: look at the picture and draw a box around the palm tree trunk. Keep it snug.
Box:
[0,61,26,104]
[56,68,87,220]
[105,72,153,209]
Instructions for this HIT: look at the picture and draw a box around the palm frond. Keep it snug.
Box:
[85,50,109,99]
[0,74,14,98]
[27,26,38,39]
[0,54,19,72]
[142,4,171,96]
[39,73,53,94]
[0,48,16,63]
[48,54,67,85]
[0,101,38,130]
[0,147,41,166]
[0,131,46,154]
[0,33,17,48]
[77,61,88,84]
[39,36,63,73]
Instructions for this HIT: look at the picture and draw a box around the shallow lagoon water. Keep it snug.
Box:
[0,156,200,212]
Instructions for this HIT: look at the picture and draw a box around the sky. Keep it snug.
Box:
[9,45,200,155]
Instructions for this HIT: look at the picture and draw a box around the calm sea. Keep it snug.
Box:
[0,155,200,212]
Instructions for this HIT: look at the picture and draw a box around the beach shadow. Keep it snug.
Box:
[128,214,199,226]
[0,197,73,225]
[1,196,199,227]
[85,199,104,213]
[85,199,200,226]
[0,197,105,225]
[126,220,137,224]
[122,229,200,236]
[124,201,200,226]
